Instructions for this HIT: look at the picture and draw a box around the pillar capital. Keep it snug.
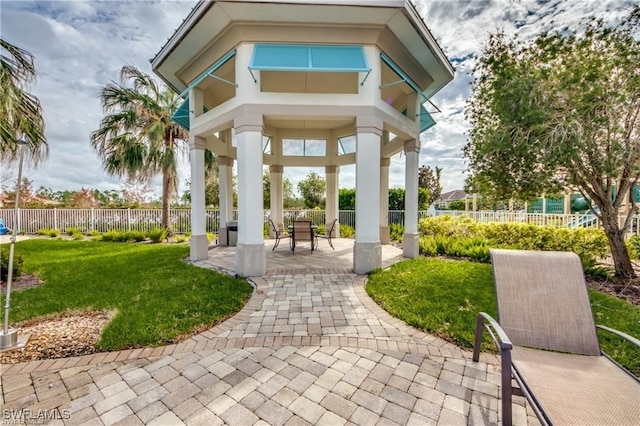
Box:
[325,165,339,174]
[270,165,283,174]
[189,135,206,150]
[380,157,391,167]
[356,116,383,136]
[234,114,263,134]
[404,139,420,154]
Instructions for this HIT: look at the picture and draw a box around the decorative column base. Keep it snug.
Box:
[380,226,390,245]
[190,234,209,261]
[236,243,266,277]
[402,233,420,258]
[353,241,382,274]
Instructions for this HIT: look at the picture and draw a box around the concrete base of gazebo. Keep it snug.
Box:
[190,235,209,261]
[236,243,266,277]
[403,233,420,258]
[353,242,382,274]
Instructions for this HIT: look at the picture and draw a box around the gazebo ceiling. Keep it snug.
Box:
[152,0,453,100]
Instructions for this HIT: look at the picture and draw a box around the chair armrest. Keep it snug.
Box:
[473,312,513,362]
[596,325,640,348]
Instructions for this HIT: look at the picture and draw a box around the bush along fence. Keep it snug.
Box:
[0,208,639,238]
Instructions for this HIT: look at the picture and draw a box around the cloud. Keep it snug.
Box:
[2,0,634,200]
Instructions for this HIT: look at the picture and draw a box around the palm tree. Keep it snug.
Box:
[91,66,188,234]
[0,38,48,164]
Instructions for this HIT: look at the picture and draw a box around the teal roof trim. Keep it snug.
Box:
[419,105,436,132]
[380,53,421,94]
[172,98,190,130]
[401,104,436,133]
[171,49,236,130]
[250,44,369,72]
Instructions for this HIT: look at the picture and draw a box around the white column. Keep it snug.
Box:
[189,136,207,260]
[403,139,420,258]
[188,88,208,261]
[325,165,340,237]
[218,155,233,245]
[270,165,284,237]
[354,117,382,273]
[234,115,265,276]
[380,157,390,244]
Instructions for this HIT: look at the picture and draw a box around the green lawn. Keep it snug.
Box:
[2,239,253,350]
[366,257,640,376]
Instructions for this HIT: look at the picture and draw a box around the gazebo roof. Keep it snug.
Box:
[151,0,453,100]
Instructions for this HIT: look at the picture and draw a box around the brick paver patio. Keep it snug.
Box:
[0,239,539,425]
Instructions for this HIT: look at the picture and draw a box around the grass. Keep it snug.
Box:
[2,239,253,350]
[366,257,640,376]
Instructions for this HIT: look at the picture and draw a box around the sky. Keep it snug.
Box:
[0,0,635,199]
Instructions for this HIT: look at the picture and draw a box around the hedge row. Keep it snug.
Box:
[414,216,610,276]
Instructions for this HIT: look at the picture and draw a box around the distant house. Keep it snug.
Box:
[436,189,467,209]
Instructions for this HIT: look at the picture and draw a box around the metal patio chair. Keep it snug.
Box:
[268,217,289,251]
[473,249,640,426]
[290,220,317,252]
[316,218,338,250]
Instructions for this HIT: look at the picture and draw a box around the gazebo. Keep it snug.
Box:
[151,0,454,276]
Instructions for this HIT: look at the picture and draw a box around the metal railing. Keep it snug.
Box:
[0,208,638,237]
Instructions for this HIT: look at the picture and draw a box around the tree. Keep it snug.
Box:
[464,12,640,277]
[182,152,225,207]
[339,188,356,210]
[73,188,97,208]
[91,66,188,233]
[417,165,442,207]
[298,171,326,208]
[388,188,405,210]
[0,38,48,165]
[447,200,466,211]
[263,169,294,209]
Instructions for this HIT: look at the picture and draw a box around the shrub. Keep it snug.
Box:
[0,246,23,282]
[340,224,355,238]
[626,235,640,260]
[35,228,60,237]
[418,215,478,238]
[147,228,167,243]
[87,230,100,237]
[101,230,126,242]
[123,230,146,242]
[71,231,84,240]
[389,223,404,242]
[175,235,188,243]
[418,236,438,256]
[65,227,82,236]
[207,232,216,243]
[417,216,609,272]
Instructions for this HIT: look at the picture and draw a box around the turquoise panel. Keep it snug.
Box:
[171,98,190,131]
[309,45,368,71]
[420,105,436,132]
[250,44,369,72]
[171,49,236,130]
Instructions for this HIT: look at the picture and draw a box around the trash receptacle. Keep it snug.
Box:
[227,221,238,246]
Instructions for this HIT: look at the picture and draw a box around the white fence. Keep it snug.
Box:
[1,208,639,237]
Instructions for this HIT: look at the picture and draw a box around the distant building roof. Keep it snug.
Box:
[438,189,467,202]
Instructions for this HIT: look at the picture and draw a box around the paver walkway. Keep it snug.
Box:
[0,240,539,425]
